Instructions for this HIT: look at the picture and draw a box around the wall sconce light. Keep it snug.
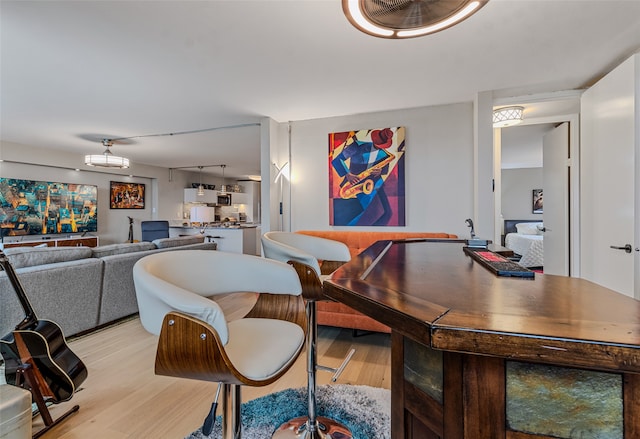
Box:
[273,161,290,183]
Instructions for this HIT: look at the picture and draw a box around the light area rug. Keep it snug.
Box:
[185,384,390,439]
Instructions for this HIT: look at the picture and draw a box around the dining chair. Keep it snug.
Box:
[140,220,170,242]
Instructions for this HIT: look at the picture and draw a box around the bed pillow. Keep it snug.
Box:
[515,223,543,235]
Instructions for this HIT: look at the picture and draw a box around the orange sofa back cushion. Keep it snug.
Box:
[296,230,458,258]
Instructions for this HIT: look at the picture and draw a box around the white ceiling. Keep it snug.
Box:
[2,0,640,179]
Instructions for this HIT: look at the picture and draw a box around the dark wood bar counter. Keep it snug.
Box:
[323,240,640,439]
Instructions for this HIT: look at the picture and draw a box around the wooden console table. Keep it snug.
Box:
[323,240,640,439]
[2,236,98,248]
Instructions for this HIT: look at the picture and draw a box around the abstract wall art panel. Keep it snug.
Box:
[0,178,98,236]
[329,126,405,226]
[110,181,145,209]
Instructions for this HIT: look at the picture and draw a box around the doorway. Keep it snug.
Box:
[493,99,580,277]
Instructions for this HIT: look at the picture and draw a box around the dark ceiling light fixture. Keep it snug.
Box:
[342,0,488,39]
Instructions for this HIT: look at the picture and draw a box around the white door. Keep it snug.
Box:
[580,55,637,298]
[542,122,570,276]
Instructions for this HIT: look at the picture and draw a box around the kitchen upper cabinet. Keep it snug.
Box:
[184,188,217,204]
[231,192,250,205]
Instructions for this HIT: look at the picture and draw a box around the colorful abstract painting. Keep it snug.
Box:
[0,178,97,236]
[329,127,405,226]
[110,181,145,209]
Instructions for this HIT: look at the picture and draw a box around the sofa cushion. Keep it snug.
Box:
[296,230,458,258]
[91,242,155,258]
[153,235,205,249]
[0,258,103,337]
[97,241,217,326]
[3,246,93,268]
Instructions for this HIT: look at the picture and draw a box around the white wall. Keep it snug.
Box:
[501,168,543,221]
[285,102,475,238]
[0,140,191,244]
[2,102,480,242]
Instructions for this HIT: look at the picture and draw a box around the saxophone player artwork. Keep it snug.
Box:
[329,126,405,226]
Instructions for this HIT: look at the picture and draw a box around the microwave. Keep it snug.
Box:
[217,194,232,206]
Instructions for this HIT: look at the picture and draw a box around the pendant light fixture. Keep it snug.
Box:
[85,139,130,168]
[197,166,205,196]
[219,165,227,194]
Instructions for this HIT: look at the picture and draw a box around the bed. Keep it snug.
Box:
[504,219,544,268]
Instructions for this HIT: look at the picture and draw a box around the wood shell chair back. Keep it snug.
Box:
[133,250,307,438]
[261,232,355,438]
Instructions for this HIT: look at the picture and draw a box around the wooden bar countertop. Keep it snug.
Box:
[323,240,640,374]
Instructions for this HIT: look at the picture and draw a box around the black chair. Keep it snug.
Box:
[140,220,169,242]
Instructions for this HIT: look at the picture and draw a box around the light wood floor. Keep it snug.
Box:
[35,294,391,438]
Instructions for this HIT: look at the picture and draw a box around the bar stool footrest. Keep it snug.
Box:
[317,348,356,382]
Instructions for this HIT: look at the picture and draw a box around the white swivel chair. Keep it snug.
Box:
[261,231,354,439]
[133,250,307,439]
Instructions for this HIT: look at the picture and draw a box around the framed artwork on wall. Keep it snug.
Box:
[329,126,406,226]
[0,178,97,235]
[110,181,145,209]
[532,189,543,214]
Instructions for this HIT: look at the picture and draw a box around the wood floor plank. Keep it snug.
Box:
[32,294,391,438]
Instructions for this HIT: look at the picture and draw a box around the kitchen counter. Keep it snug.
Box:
[172,224,258,229]
[169,225,259,255]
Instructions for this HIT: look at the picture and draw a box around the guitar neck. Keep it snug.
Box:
[0,250,38,329]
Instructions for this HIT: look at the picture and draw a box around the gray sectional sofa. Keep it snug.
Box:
[0,236,216,338]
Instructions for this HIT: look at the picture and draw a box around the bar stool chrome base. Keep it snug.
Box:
[273,416,352,439]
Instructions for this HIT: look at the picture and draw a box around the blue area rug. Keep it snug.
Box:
[185,384,390,439]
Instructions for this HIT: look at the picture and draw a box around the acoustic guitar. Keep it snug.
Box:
[0,250,88,403]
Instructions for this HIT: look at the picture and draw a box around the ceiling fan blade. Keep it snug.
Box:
[77,134,136,145]
[362,0,475,30]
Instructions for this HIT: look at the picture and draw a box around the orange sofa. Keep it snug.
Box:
[296,230,458,334]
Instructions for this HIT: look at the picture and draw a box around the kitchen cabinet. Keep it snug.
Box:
[231,192,249,205]
[235,181,261,223]
[184,188,217,204]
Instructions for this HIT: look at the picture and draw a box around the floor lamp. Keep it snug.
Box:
[274,161,290,231]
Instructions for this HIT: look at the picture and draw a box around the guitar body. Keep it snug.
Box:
[0,319,88,403]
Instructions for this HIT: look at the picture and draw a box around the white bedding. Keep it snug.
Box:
[505,233,544,268]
